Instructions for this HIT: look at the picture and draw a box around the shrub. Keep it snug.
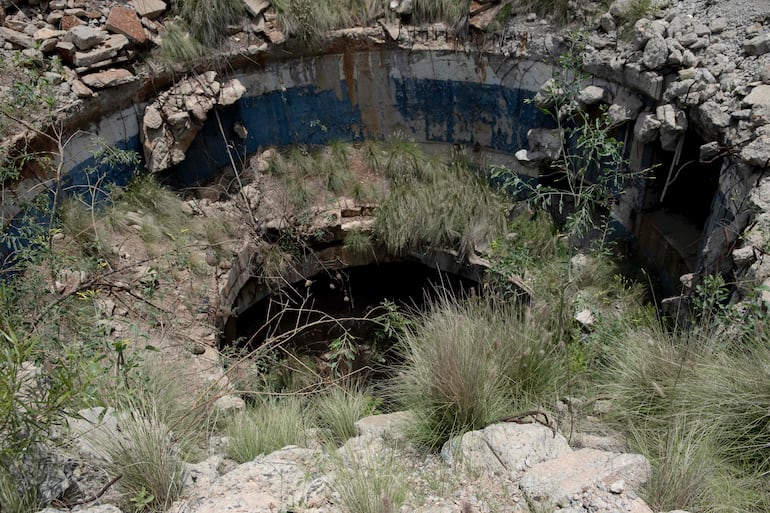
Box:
[390,298,565,450]
[225,397,310,463]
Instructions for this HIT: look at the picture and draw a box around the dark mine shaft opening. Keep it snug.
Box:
[637,133,721,282]
[228,260,479,363]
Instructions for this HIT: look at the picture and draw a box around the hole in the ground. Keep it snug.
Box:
[226,259,479,382]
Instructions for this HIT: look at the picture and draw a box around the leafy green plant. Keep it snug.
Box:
[493,32,638,249]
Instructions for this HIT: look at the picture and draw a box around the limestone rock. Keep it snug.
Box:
[80,68,137,89]
[142,73,245,173]
[219,79,247,106]
[633,18,666,50]
[519,448,651,509]
[390,0,412,15]
[656,104,687,151]
[168,447,321,513]
[243,0,269,17]
[71,78,94,97]
[73,44,118,67]
[642,34,668,70]
[744,85,770,108]
[741,133,770,167]
[355,411,413,438]
[0,26,36,48]
[693,100,730,140]
[600,12,615,33]
[744,33,770,56]
[733,246,756,267]
[633,112,661,144]
[442,422,572,474]
[578,85,609,106]
[526,128,562,161]
[699,141,721,162]
[65,25,105,50]
[212,394,246,415]
[106,5,147,45]
[129,0,166,19]
[608,90,643,126]
[34,27,65,42]
[624,63,664,100]
[609,0,636,19]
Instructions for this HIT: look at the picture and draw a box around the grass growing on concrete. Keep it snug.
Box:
[374,156,507,255]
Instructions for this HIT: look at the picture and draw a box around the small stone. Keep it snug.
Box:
[699,141,721,162]
[143,105,163,130]
[575,309,596,329]
[60,14,85,30]
[578,85,609,106]
[610,479,625,494]
[634,112,661,144]
[218,79,246,106]
[744,33,770,56]
[600,12,615,33]
[741,134,770,167]
[744,85,770,107]
[733,246,756,267]
[642,34,668,70]
[71,79,93,97]
[243,0,269,17]
[0,27,35,48]
[106,5,147,44]
[65,24,105,50]
[80,68,137,88]
[129,0,167,19]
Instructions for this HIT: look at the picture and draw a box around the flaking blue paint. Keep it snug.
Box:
[173,79,553,186]
[392,78,552,152]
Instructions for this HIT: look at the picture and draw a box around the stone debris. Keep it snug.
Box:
[105,5,147,45]
[141,72,246,173]
[80,67,136,88]
[129,0,167,19]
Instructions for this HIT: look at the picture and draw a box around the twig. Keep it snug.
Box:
[51,473,123,509]
[496,410,557,438]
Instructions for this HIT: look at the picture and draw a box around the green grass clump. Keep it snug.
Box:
[225,397,310,463]
[314,385,378,445]
[99,402,187,511]
[157,22,206,66]
[343,230,373,256]
[176,0,243,47]
[332,449,407,513]
[374,155,506,255]
[390,297,565,450]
